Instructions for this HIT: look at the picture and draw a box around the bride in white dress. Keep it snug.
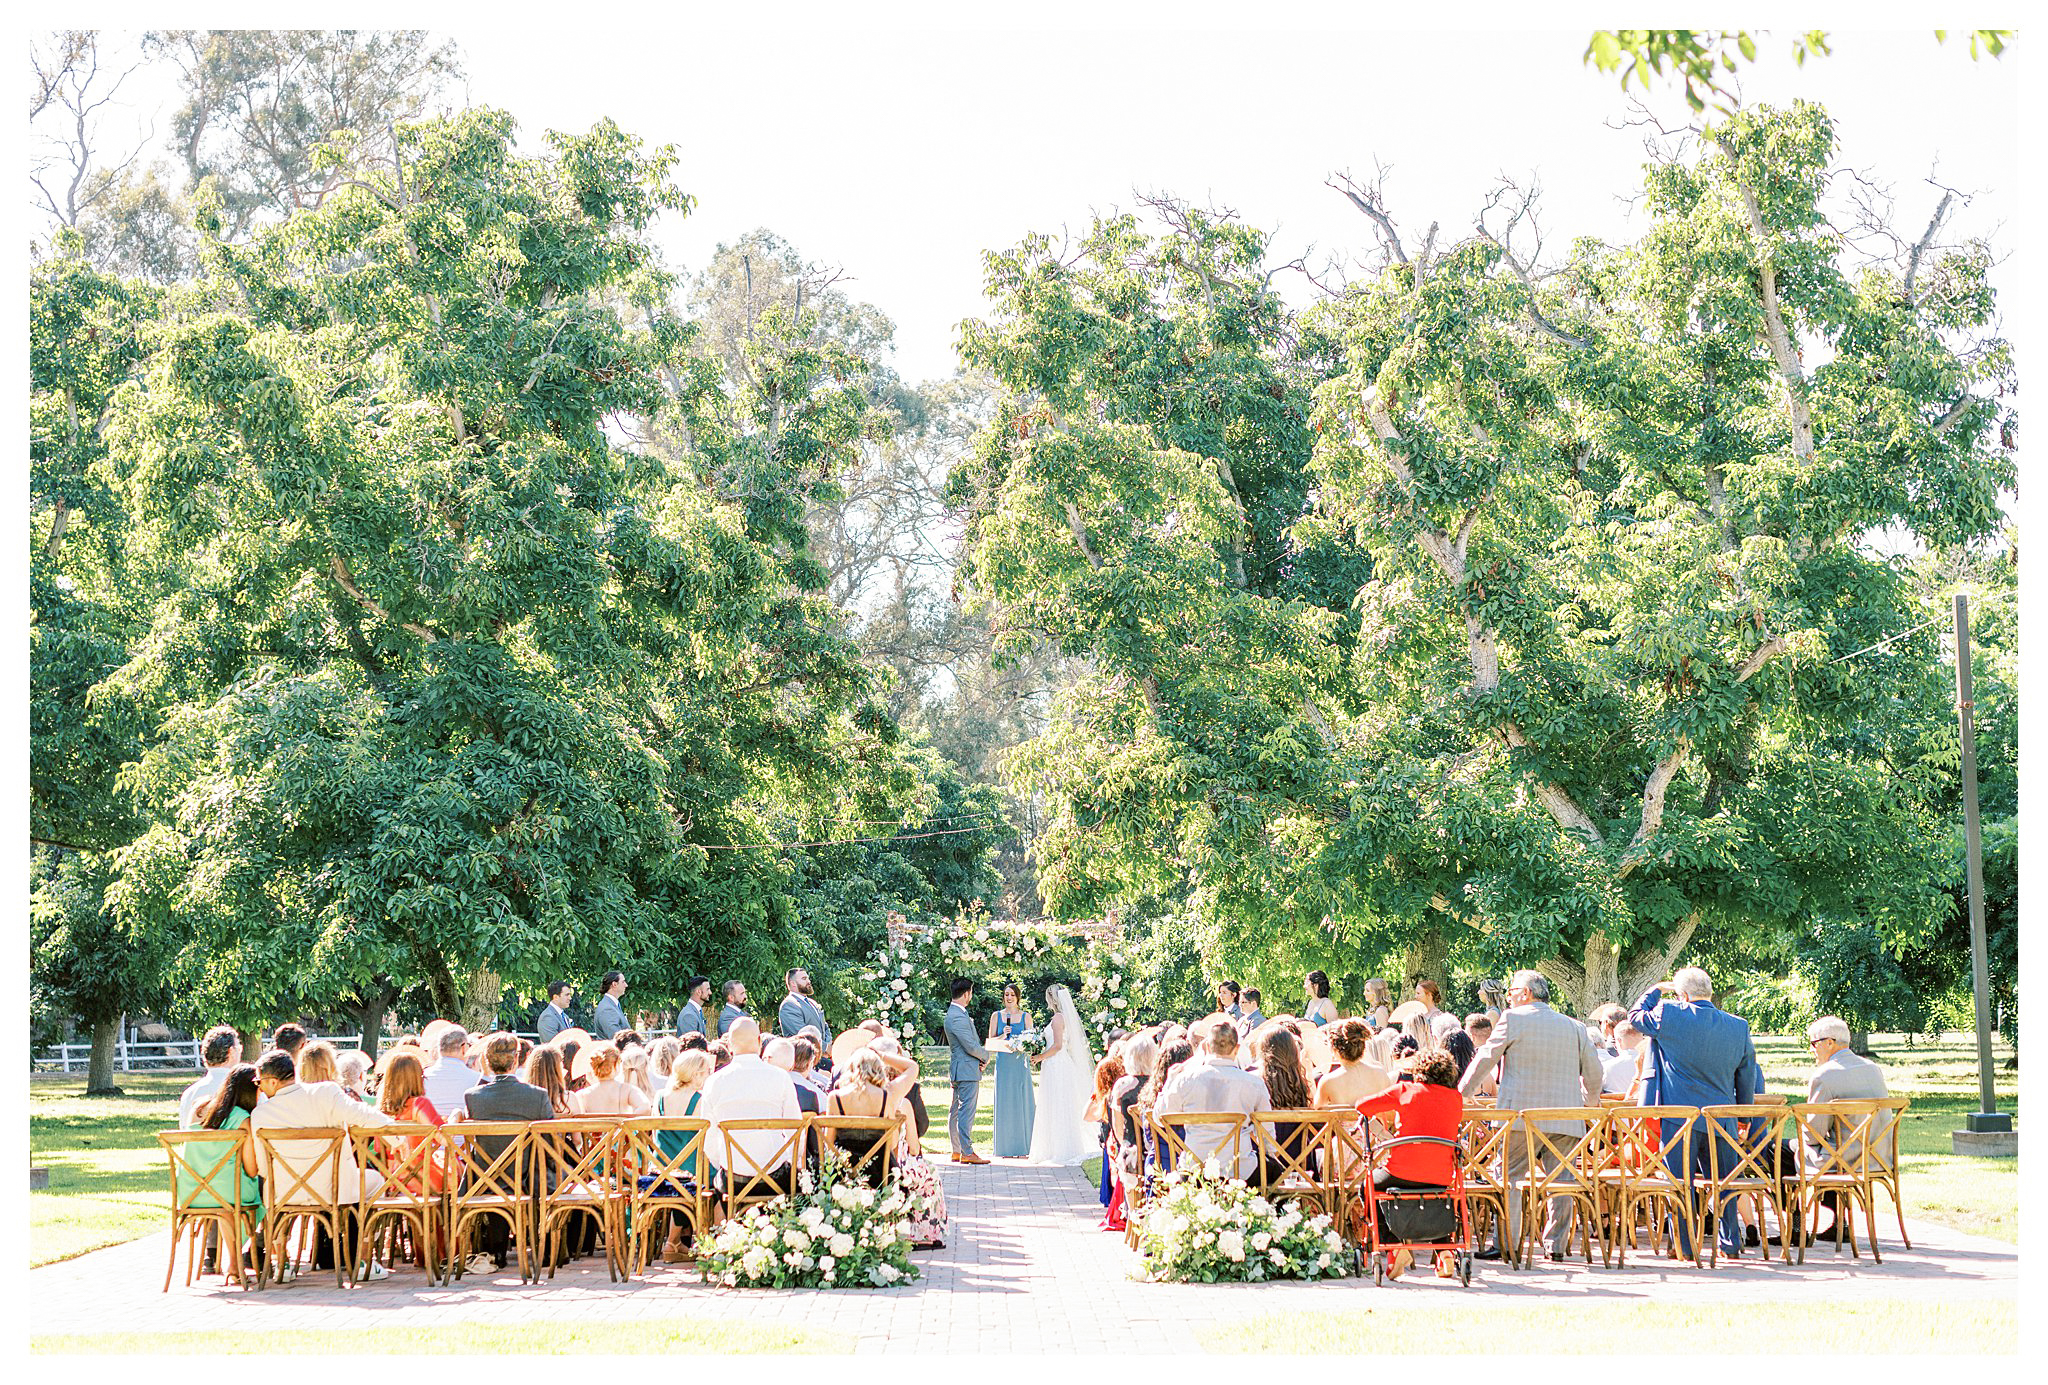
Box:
[1026,983,1099,1165]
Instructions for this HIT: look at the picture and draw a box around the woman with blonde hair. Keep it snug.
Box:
[654,1049,714,1262]
[297,1039,340,1088]
[647,1035,681,1094]
[619,1043,654,1101]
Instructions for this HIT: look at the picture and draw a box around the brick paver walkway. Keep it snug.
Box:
[31,1159,2018,1353]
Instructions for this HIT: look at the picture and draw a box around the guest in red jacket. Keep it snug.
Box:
[1356,1049,1464,1278]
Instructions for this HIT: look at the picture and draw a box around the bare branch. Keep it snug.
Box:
[1326,165,1409,266]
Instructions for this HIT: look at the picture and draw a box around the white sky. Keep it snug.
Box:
[444,24,2021,387]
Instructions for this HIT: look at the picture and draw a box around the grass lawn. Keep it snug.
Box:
[1200,1300,2016,1355]
[32,1320,848,1354]
[30,1072,186,1268]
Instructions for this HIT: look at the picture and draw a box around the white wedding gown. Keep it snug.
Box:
[1027,1004,1098,1165]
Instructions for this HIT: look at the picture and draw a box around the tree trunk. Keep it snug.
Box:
[236,1028,258,1063]
[356,997,386,1061]
[85,1015,122,1095]
[1850,1027,1873,1057]
[1401,929,1448,1000]
[459,969,503,1033]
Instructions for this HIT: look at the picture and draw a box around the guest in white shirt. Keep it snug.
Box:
[243,1048,394,1278]
[178,1026,243,1129]
[422,1025,481,1118]
[698,1018,800,1193]
[1156,1015,1272,1178]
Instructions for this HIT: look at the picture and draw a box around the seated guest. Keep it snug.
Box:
[698,1018,801,1198]
[557,1035,588,1091]
[297,1039,341,1089]
[1249,1025,1314,1181]
[1464,1013,1494,1050]
[676,1031,709,1055]
[179,1026,244,1130]
[647,1036,681,1095]
[523,1045,573,1117]
[1234,988,1267,1036]
[1599,1021,1640,1095]
[514,1036,534,1069]
[1317,1018,1396,1109]
[1088,1056,1127,1225]
[821,1049,918,1183]
[189,1064,265,1275]
[454,1033,556,1272]
[423,1026,481,1118]
[571,1041,652,1116]
[1442,1028,1477,1082]
[270,1023,310,1060]
[653,1049,716,1262]
[762,1038,819,1114]
[868,1036,930,1140]
[375,1051,447,1201]
[620,1044,655,1101]
[1355,1049,1464,1279]
[1109,1034,1157,1215]
[336,1050,371,1103]
[1156,1016,1272,1179]
[707,1039,733,1072]
[790,1036,829,1098]
[1789,1015,1890,1243]
[244,1048,393,1279]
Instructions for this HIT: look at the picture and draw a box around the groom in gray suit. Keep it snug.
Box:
[944,977,990,1164]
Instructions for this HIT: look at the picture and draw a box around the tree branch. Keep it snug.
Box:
[330,554,438,642]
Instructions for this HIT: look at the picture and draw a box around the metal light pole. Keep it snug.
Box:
[1953,592,2012,1145]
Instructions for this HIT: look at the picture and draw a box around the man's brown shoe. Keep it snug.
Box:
[949,1152,963,1162]
[959,1152,990,1165]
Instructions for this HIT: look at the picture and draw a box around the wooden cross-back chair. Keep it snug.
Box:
[1512,1108,1612,1268]
[1148,1113,1252,1181]
[533,1118,627,1281]
[811,1114,903,1190]
[252,1126,351,1289]
[1250,1110,1346,1222]
[1791,1100,1885,1264]
[619,1116,710,1278]
[354,1123,445,1282]
[1456,1109,1523,1268]
[159,1129,262,1292]
[441,1122,535,1283]
[716,1118,809,1221]
[1702,1104,1794,1267]
[1120,1117,1162,1251]
[1867,1096,1913,1252]
[1593,1106,1699,1266]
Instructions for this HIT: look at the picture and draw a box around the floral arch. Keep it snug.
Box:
[858,908,1137,1049]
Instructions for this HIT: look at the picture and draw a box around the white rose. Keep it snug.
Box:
[829,1231,855,1258]
[1217,1229,1246,1262]
[785,1229,812,1253]
[1269,1248,1286,1266]
[1202,1157,1224,1180]
[1251,1230,1272,1251]
[890,978,907,991]
[819,1255,835,1272]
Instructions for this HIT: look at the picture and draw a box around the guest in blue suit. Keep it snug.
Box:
[1631,965,1757,1259]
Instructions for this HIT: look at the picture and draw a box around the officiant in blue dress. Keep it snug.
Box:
[989,984,1037,1157]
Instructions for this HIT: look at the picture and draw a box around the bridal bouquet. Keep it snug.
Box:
[699,1151,922,1289]
[1134,1161,1357,1284]
[1011,1031,1047,1059]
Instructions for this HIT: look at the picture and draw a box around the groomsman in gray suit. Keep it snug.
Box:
[535,982,573,1043]
[676,977,711,1039]
[777,968,833,1047]
[944,977,990,1164]
[592,971,629,1038]
[717,979,749,1037]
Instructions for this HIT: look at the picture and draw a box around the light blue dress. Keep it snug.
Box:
[991,1009,1036,1158]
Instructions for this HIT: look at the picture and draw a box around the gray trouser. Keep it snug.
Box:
[950,1078,981,1155]
[1503,1133,1575,1257]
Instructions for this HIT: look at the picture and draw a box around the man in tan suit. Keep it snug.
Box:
[1459,969,1606,1260]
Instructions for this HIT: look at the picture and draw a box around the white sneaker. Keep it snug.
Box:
[465,1252,497,1276]
[272,1262,296,1284]
[357,1261,391,1282]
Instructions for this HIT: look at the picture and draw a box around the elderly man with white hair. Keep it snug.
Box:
[699,1017,802,1196]
[1783,1015,1891,1245]
[1631,965,1758,1260]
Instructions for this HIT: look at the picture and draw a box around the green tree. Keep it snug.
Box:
[954,107,2014,1009]
[1585,30,2011,113]
[100,109,921,1033]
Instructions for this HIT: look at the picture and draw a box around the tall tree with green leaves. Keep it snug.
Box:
[955,105,2014,1008]
[100,109,921,1033]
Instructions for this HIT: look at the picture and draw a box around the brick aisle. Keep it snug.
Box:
[30,1159,2019,1354]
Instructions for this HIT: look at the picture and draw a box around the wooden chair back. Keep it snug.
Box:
[1456,1109,1522,1267]
[1791,1099,1884,1263]
[1701,1104,1794,1265]
[440,1121,535,1282]
[1601,1106,1699,1265]
[619,1116,710,1276]
[811,1114,902,1188]
[716,1118,809,1217]
[353,1123,443,1280]
[158,1129,258,1292]
[1251,1110,1345,1216]
[1514,1107,1612,1266]
[1148,1112,1251,1179]
[251,1125,348,1288]
[532,1118,626,1281]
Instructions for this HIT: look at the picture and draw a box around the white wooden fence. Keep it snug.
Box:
[34,1030,547,1075]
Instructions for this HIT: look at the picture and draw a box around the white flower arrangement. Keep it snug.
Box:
[699,1150,922,1290]
[1134,1163,1358,1284]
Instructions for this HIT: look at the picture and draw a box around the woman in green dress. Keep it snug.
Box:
[179,1065,268,1278]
